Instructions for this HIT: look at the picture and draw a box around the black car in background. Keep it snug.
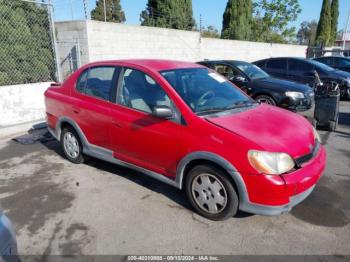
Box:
[313,56,350,73]
[254,57,350,99]
[198,60,314,112]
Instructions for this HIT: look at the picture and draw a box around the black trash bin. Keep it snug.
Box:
[313,81,340,131]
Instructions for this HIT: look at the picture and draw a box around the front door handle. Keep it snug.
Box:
[72,107,80,114]
[112,119,123,128]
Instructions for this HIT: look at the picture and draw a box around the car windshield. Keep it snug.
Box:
[160,68,255,115]
[232,61,269,80]
[308,59,334,72]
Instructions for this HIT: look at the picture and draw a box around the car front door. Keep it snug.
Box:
[108,67,187,178]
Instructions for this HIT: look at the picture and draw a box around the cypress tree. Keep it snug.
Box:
[140,0,195,30]
[221,0,253,40]
[330,0,339,44]
[315,0,332,46]
[91,0,126,23]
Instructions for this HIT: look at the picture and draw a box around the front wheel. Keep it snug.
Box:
[255,95,276,106]
[185,165,239,221]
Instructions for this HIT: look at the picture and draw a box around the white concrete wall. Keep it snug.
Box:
[0,82,51,127]
[83,20,307,62]
[56,20,307,63]
[86,21,201,62]
[55,21,90,80]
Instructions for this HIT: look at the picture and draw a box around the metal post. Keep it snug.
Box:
[48,0,62,82]
[343,11,350,50]
[103,0,107,22]
[199,14,202,43]
[82,0,88,19]
[69,0,74,20]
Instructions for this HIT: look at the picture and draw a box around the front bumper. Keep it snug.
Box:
[281,95,314,112]
[239,145,326,216]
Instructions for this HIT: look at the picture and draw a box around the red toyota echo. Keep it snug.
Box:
[45,59,326,220]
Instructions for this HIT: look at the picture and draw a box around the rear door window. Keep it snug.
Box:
[77,66,117,101]
[266,59,287,72]
[288,59,313,72]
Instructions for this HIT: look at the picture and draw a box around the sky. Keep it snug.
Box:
[54,0,350,33]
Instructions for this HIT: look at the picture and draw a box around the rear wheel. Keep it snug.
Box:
[255,95,276,106]
[185,165,239,221]
[61,126,85,164]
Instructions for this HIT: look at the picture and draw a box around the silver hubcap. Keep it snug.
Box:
[257,97,273,105]
[63,132,79,159]
[191,173,227,214]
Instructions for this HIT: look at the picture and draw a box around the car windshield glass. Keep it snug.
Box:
[232,61,270,80]
[308,59,334,72]
[160,68,254,115]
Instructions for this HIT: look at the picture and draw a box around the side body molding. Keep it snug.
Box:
[49,117,250,209]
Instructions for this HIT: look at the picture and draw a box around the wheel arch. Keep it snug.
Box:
[176,152,249,204]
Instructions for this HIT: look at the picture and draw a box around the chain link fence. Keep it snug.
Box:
[0,0,59,86]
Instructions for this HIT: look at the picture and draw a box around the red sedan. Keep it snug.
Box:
[45,59,326,220]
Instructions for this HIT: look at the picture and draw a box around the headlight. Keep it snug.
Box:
[248,150,295,175]
[345,78,350,86]
[285,91,305,99]
[313,126,321,142]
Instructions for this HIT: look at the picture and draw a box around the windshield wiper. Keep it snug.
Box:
[196,100,256,116]
[196,108,227,116]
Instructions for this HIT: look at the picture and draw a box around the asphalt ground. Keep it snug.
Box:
[0,102,349,256]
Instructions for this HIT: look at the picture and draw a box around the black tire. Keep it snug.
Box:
[60,126,85,164]
[255,95,276,106]
[185,165,239,221]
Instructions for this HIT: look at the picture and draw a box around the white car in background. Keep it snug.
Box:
[0,209,17,262]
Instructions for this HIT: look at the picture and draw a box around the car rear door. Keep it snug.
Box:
[108,67,188,178]
[72,66,120,150]
[265,58,287,79]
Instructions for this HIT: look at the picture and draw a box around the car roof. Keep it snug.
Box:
[198,60,248,64]
[315,56,349,59]
[86,59,204,71]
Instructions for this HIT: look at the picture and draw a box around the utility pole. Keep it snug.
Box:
[69,0,74,20]
[82,0,88,19]
[103,0,107,22]
[343,11,350,50]
[199,14,202,43]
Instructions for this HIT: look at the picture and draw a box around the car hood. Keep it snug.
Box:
[330,69,350,79]
[252,77,312,92]
[206,104,315,158]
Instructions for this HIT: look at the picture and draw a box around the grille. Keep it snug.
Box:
[295,140,320,167]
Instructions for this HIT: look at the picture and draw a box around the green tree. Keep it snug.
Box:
[91,0,126,23]
[330,0,339,44]
[297,20,318,45]
[140,0,195,30]
[0,0,55,85]
[315,0,332,46]
[221,0,253,40]
[252,0,301,43]
[202,26,220,38]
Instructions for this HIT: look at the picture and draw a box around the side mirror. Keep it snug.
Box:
[152,106,173,119]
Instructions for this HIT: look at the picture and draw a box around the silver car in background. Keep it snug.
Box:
[0,209,17,262]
